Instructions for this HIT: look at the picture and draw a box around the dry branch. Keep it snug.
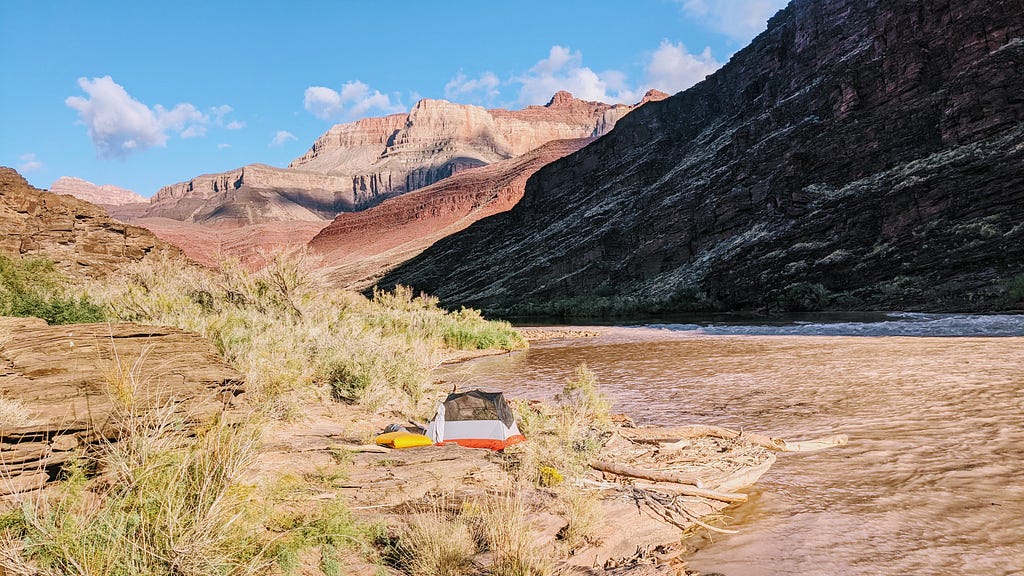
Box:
[621,425,848,452]
[592,461,748,503]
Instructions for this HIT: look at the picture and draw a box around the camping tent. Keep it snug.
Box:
[425,389,526,450]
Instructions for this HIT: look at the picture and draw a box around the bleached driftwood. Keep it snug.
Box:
[621,425,848,452]
[591,461,748,503]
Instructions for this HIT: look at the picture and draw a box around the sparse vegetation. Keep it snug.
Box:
[511,364,613,485]
[0,255,104,325]
[1006,273,1024,306]
[83,253,524,413]
[5,384,269,575]
[776,282,830,312]
[1,251,530,574]
[386,490,553,576]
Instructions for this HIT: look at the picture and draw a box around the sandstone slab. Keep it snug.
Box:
[0,316,243,494]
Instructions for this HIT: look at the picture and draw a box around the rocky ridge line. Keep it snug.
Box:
[0,167,182,278]
[112,91,667,228]
[49,176,147,206]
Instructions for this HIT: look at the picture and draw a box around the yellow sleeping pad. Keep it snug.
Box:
[375,431,434,449]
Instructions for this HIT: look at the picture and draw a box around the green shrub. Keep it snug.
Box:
[441,308,524,350]
[1007,273,1024,305]
[0,255,105,324]
[777,282,830,312]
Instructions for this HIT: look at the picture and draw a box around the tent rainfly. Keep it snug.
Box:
[425,389,526,450]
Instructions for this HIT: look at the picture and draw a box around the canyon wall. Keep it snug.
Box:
[378,0,1024,313]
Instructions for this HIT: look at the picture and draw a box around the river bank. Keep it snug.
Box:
[443,320,1024,575]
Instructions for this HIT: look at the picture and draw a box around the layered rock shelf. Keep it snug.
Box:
[0,167,181,278]
[0,317,244,495]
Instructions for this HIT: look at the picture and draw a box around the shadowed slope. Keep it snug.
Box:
[379,0,1024,313]
[309,138,594,288]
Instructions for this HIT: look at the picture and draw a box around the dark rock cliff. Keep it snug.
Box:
[379,0,1024,313]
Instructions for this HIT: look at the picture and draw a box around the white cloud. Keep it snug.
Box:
[678,0,788,42]
[444,71,501,102]
[18,153,43,172]
[645,40,721,94]
[303,80,404,121]
[512,43,722,106]
[210,105,233,120]
[210,105,245,130]
[179,124,207,139]
[304,86,343,120]
[217,143,231,150]
[514,45,642,105]
[270,130,297,147]
[65,76,209,158]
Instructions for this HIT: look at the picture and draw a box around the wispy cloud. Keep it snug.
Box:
[645,40,721,95]
[65,76,208,158]
[677,0,788,42]
[217,143,231,150]
[303,80,404,121]
[510,43,721,106]
[513,45,640,105]
[269,130,297,147]
[444,71,501,103]
[18,153,43,172]
[211,105,246,130]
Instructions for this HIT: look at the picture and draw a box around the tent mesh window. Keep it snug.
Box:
[442,390,515,426]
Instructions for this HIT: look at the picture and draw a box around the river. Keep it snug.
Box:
[440,313,1024,576]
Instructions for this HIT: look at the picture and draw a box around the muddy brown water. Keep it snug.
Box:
[438,324,1024,576]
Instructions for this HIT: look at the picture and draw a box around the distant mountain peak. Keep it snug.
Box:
[546,90,577,107]
[641,89,670,103]
[50,176,147,206]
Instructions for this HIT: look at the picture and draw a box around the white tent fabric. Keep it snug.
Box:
[425,390,526,450]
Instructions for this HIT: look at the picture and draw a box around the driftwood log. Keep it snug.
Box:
[621,425,848,452]
[591,461,748,503]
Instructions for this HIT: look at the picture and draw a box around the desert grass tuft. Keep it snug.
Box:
[474,491,553,576]
[510,364,612,485]
[8,418,269,576]
[392,497,476,576]
[554,487,603,551]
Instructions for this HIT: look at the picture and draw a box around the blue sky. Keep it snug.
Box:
[0,0,787,197]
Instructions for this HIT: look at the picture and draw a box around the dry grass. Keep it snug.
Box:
[554,487,603,551]
[395,498,477,576]
[391,490,554,576]
[84,253,525,416]
[1,365,269,576]
[474,491,553,576]
[510,364,613,485]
